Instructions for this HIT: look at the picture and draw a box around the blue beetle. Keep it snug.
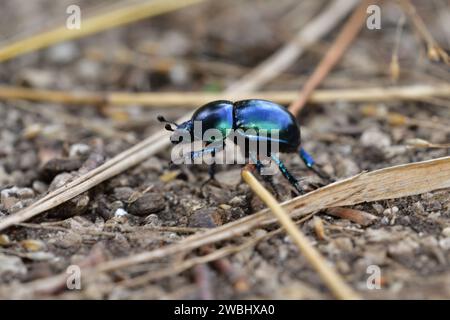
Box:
[158,99,329,194]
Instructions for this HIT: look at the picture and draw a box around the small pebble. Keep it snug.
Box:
[0,165,8,185]
[25,252,55,261]
[229,195,247,207]
[412,201,426,215]
[335,155,360,177]
[442,227,450,237]
[388,238,419,258]
[42,159,83,180]
[127,193,165,216]
[0,234,10,246]
[219,204,232,210]
[113,187,135,202]
[160,170,180,183]
[16,188,35,199]
[0,254,27,277]
[141,157,163,172]
[253,229,268,238]
[20,239,46,252]
[54,232,82,250]
[32,180,48,194]
[363,247,387,265]
[429,212,441,219]
[17,69,55,88]
[372,203,384,214]
[360,127,391,149]
[188,207,221,228]
[383,206,399,216]
[9,199,34,213]
[215,169,242,187]
[48,172,73,191]
[47,42,80,64]
[114,208,128,217]
[365,229,392,242]
[22,123,43,140]
[169,63,189,86]
[1,187,34,210]
[439,238,450,250]
[144,214,162,227]
[19,150,38,170]
[77,60,101,81]
[333,237,354,252]
[47,194,90,219]
[69,143,91,158]
[336,261,351,274]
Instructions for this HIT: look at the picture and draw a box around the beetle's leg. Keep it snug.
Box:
[271,154,304,195]
[189,143,224,162]
[198,141,226,188]
[299,148,334,182]
[208,148,217,180]
[247,152,280,198]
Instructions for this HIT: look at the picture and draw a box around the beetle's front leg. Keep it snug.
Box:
[188,143,223,163]
[207,148,217,180]
[191,141,226,187]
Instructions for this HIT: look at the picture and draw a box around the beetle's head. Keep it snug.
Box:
[157,116,193,145]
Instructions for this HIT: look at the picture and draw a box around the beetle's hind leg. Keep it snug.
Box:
[299,148,334,183]
[254,158,280,198]
[270,154,304,195]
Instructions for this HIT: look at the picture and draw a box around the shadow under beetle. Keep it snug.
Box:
[158,99,330,194]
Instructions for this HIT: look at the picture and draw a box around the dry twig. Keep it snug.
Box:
[0,0,206,62]
[400,0,450,66]
[288,0,375,115]
[325,207,378,226]
[241,167,360,299]
[226,0,359,93]
[1,84,450,107]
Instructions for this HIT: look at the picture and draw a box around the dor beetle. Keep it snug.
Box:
[158,99,329,194]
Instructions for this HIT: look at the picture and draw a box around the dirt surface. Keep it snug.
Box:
[0,0,450,299]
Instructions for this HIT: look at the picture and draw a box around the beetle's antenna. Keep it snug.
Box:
[164,124,174,132]
[157,115,178,126]
[158,115,179,132]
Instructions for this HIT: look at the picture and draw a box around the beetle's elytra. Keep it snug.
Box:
[158,99,329,194]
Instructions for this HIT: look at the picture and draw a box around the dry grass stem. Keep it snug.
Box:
[325,207,378,226]
[1,84,450,107]
[0,0,206,62]
[400,0,450,65]
[241,169,360,299]
[225,0,359,93]
[288,0,375,115]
